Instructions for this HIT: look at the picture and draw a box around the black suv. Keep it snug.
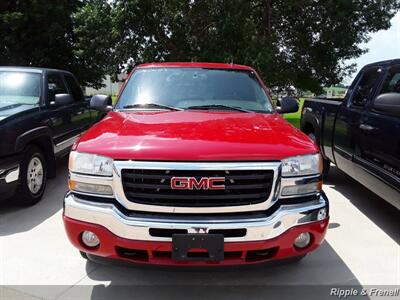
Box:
[0,67,102,205]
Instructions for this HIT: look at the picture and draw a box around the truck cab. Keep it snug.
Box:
[0,67,98,205]
[301,59,400,209]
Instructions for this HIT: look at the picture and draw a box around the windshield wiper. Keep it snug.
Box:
[121,103,182,111]
[186,104,252,113]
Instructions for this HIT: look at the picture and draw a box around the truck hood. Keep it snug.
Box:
[0,103,37,122]
[76,111,318,161]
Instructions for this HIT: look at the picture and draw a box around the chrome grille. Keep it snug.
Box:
[121,169,274,207]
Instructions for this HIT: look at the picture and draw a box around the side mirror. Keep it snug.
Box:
[373,93,400,117]
[53,94,74,107]
[276,97,299,114]
[90,94,113,112]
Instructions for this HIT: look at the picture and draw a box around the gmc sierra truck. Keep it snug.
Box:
[301,59,400,210]
[0,67,99,205]
[63,62,329,266]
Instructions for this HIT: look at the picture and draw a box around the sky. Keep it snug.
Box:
[344,11,400,84]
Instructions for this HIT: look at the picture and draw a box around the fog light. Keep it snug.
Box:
[294,232,311,249]
[317,208,327,220]
[81,231,100,248]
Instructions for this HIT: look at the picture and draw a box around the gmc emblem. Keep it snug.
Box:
[171,177,225,190]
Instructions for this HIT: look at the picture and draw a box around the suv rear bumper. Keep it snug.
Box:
[63,192,329,265]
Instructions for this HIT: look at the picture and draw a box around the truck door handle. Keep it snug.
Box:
[359,124,375,131]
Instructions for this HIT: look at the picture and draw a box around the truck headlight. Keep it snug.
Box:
[281,181,322,196]
[69,180,113,195]
[281,154,322,177]
[69,151,113,176]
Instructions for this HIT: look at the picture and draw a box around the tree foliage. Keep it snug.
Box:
[2,0,400,91]
[73,0,116,86]
[105,0,400,92]
[0,0,105,87]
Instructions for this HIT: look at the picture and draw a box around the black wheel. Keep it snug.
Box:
[307,133,330,179]
[80,251,88,259]
[13,145,47,206]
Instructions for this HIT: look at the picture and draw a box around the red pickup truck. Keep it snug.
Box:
[63,62,329,266]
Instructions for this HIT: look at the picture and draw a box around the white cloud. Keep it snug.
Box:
[344,12,400,84]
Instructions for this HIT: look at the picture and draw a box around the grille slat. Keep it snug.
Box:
[124,182,271,190]
[121,169,274,207]
[125,191,268,200]
[122,173,274,180]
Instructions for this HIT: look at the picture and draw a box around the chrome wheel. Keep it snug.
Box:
[27,156,44,194]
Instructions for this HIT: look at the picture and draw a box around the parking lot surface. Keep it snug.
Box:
[0,158,399,299]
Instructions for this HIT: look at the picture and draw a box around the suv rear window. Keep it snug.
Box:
[116,68,273,113]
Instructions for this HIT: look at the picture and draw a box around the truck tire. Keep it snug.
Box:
[307,133,330,179]
[13,145,47,206]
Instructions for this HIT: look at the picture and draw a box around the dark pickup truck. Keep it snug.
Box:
[0,67,101,205]
[301,59,400,210]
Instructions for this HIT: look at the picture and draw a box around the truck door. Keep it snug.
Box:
[47,72,76,152]
[354,64,400,206]
[63,74,92,133]
[333,66,384,177]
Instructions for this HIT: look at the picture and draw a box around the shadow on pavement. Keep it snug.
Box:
[325,166,399,244]
[78,241,368,300]
[0,156,68,236]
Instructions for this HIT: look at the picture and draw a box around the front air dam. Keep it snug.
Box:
[63,215,329,266]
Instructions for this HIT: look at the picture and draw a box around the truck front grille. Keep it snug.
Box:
[121,169,274,207]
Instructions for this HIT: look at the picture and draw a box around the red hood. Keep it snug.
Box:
[76,111,317,161]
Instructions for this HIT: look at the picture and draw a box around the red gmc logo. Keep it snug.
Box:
[171,177,226,190]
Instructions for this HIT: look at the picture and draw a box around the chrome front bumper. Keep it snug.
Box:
[63,192,328,243]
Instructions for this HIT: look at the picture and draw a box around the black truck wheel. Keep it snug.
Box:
[307,133,330,179]
[13,145,47,206]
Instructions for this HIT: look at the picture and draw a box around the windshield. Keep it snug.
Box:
[0,71,41,106]
[116,68,273,112]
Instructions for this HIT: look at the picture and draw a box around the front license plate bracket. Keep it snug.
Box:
[172,234,224,261]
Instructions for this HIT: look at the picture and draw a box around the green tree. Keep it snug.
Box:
[73,0,116,86]
[2,0,399,91]
[103,0,399,91]
[0,0,106,87]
